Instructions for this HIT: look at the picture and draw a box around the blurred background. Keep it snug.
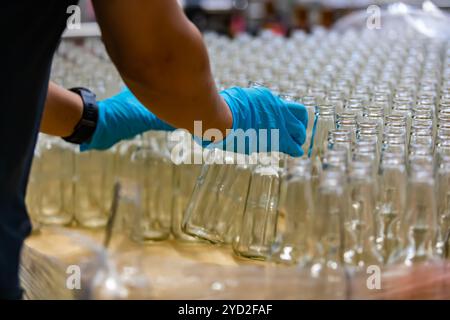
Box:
[77,0,450,36]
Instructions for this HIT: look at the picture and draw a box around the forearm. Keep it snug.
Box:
[40,82,83,137]
[92,0,232,136]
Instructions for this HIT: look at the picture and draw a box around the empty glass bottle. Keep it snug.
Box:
[376,152,407,264]
[301,95,318,156]
[436,156,450,258]
[309,104,336,185]
[363,105,384,144]
[357,120,381,152]
[336,112,358,144]
[35,137,75,226]
[344,161,382,269]
[345,97,364,121]
[327,129,353,166]
[271,158,314,266]
[353,140,378,179]
[310,169,347,278]
[183,149,252,244]
[396,163,438,266]
[130,135,173,243]
[233,157,281,260]
[171,142,203,242]
[74,149,117,228]
[325,90,345,114]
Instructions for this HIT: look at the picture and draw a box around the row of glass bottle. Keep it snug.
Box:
[180,123,450,274]
[52,28,450,107]
[206,28,448,95]
[27,131,206,244]
[26,128,450,276]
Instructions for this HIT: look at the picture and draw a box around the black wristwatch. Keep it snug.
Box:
[63,87,99,145]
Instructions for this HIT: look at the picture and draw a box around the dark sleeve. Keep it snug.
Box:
[0,0,79,299]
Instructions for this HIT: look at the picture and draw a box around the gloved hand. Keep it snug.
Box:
[209,87,308,157]
[81,88,174,151]
[82,86,308,157]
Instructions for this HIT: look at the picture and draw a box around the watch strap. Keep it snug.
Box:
[63,87,99,145]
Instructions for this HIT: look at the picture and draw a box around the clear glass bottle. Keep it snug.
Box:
[336,112,358,144]
[372,94,391,117]
[353,140,379,179]
[233,158,281,260]
[271,158,314,266]
[345,97,364,121]
[130,135,173,243]
[322,148,348,174]
[300,95,318,156]
[357,120,381,166]
[327,129,353,166]
[74,149,117,228]
[310,169,347,278]
[376,152,407,264]
[35,138,75,226]
[344,161,382,269]
[171,141,203,242]
[385,115,408,146]
[351,86,370,106]
[396,163,438,266]
[114,139,144,232]
[363,105,385,144]
[309,104,336,179]
[436,156,450,258]
[325,90,345,114]
[219,162,254,244]
[183,149,252,244]
[382,130,407,161]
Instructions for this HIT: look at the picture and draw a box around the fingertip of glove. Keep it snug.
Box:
[288,145,304,158]
[285,118,307,147]
[285,102,309,128]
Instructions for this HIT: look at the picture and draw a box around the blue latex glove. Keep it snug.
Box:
[82,86,307,157]
[207,87,308,157]
[81,88,174,151]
